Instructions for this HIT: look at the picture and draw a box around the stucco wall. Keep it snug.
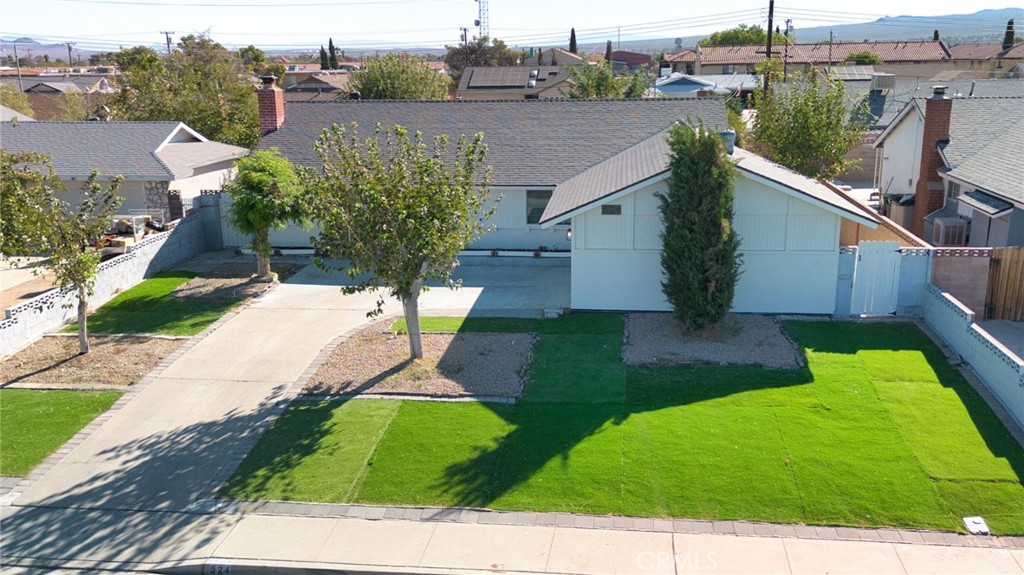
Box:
[877,108,924,198]
[931,249,991,314]
[168,162,235,202]
[569,174,844,313]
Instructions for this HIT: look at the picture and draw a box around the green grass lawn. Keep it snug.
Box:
[0,389,121,476]
[221,317,1024,534]
[65,271,238,336]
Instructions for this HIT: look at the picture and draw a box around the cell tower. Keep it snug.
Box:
[475,0,489,39]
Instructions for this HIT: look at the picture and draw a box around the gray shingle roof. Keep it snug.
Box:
[258,99,727,187]
[541,129,878,226]
[848,78,1024,128]
[942,97,1024,203]
[0,104,33,122]
[0,121,246,180]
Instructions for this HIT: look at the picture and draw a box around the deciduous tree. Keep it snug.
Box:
[659,122,741,330]
[443,36,517,86]
[0,149,59,257]
[48,171,123,354]
[750,64,865,180]
[563,64,649,99]
[699,24,787,46]
[350,53,450,100]
[303,123,494,359]
[0,83,34,118]
[844,51,882,65]
[224,149,309,279]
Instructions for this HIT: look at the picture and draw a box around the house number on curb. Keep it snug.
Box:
[205,562,231,574]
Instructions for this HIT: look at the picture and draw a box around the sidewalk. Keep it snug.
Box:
[2,260,1023,574]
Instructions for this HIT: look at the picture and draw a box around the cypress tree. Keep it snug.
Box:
[658,123,742,330]
[319,46,329,70]
[328,38,339,69]
[1003,19,1015,51]
[605,40,613,63]
[537,48,544,65]
[569,28,578,53]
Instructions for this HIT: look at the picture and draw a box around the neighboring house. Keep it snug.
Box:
[655,73,757,97]
[609,50,653,73]
[873,87,1024,246]
[666,41,953,79]
[455,66,572,100]
[0,104,33,121]
[285,73,350,94]
[0,121,247,219]
[255,80,889,315]
[948,42,1024,78]
[522,48,587,67]
[537,132,880,314]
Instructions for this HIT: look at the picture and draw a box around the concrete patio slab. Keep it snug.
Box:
[418,522,554,572]
[894,543,1024,574]
[783,538,905,575]
[674,533,791,574]
[546,528,675,575]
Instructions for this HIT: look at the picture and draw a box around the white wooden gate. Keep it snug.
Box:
[850,241,901,316]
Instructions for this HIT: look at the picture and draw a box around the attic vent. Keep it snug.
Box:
[870,73,895,91]
[530,69,539,78]
[933,217,967,246]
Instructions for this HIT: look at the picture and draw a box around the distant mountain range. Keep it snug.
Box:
[2,8,1022,62]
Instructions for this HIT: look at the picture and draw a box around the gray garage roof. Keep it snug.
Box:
[541,128,878,227]
[257,99,727,187]
[941,97,1024,203]
[0,121,247,180]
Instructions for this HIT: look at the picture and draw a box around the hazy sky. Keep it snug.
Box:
[0,0,1019,52]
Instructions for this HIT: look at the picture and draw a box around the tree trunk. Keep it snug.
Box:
[77,285,90,354]
[255,228,271,278]
[402,276,424,359]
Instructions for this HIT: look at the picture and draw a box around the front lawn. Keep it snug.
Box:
[65,271,238,336]
[0,389,121,476]
[222,317,1024,534]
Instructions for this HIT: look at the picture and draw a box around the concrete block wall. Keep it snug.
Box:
[924,284,1024,430]
[930,248,991,315]
[1,213,209,357]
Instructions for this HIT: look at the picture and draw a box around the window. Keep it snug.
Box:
[946,181,961,202]
[601,204,622,215]
[526,190,552,224]
[685,63,694,75]
[722,65,733,74]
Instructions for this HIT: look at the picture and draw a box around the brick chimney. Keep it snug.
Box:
[257,76,284,135]
[911,86,952,240]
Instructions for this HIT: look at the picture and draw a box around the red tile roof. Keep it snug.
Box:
[665,41,951,65]
[949,43,1007,60]
[610,51,653,66]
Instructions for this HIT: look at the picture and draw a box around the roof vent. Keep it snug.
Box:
[529,69,539,78]
[527,80,537,88]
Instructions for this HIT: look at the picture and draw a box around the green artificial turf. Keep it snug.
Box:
[0,389,121,476]
[65,271,239,336]
[224,317,1024,534]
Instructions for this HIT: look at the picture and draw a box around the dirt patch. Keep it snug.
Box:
[623,313,804,369]
[304,324,535,398]
[171,263,300,300]
[1,335,185,387]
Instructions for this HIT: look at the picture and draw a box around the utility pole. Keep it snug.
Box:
[12,43,23,91]
[160,31,174,55]
[783,19,792,82]
[828,30,834,74]
[66,42,75,66]
[763,0,775,94]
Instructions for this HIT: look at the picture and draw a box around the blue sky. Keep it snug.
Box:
[0,0,1019,52]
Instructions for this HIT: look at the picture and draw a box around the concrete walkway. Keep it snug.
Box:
[2,258,1023,574]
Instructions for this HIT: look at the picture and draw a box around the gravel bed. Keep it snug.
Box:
[622,313,804,369]
[1,335,185,387]
[304,325,535,399]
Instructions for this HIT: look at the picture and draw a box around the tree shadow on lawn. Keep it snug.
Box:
[433,314,816,509]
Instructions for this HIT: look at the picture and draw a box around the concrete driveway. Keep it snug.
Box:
[979,320,1024,361]
[287,255,570,318]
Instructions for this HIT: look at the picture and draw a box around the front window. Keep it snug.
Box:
[526,190,552,224]
[946,181,961,202]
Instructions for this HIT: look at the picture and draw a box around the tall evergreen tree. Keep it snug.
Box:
[319,45,330,70]
[605,40,613,63]
[537,48,544,65]
[328,38,339,69]
[1003,19,1015,51]
[569,28,578,53]
[658,123,742,330]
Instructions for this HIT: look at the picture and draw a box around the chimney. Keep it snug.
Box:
[257,75,284,135]
[911,86,952,239]
[720,129,736,154]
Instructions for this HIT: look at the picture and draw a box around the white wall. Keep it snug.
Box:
[169,161,235,204]
[570,174,843,313]
[472,187,571,251]
[878,109,924,197]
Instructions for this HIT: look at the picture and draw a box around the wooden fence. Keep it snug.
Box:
[986,246,1024,321]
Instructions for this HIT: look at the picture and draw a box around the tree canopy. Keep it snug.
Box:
[0,83,34,118]
[750,63,866,180]
[349,53,450,100]
[443,36,518,86]
[563,64,650,99]
[659,123,741,330]
[0,149,59,257]
[699,24,788,46]
[110,36,260,148]
[224,149,308,279]
[303,123,494,359]
[844,51,883,65]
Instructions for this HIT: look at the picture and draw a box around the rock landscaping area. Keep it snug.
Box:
[170,262,300,300]
[304,322,534,399]
[622,313,804,369]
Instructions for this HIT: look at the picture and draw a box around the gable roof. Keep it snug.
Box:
[258,99,727,187]
[540,129,878,228]
[456,66,572,96]
[0,121,247,180]
[0,104,33,121]
[610,51,653,66]
[24,81,82,94]
[949,43,1009,60]
[852,78,1024,129]
[668,41,950,65]
[941,97,1024,203]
